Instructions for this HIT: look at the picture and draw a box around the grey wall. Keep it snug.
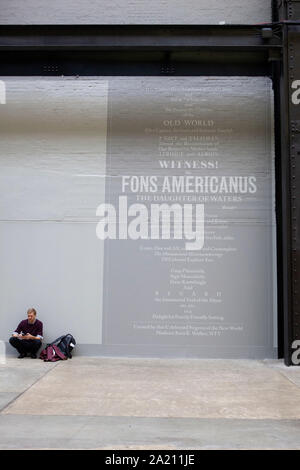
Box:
[0,0,271,25]
[0,76,277,358]
[102,76,277,359]
[0,77,108,347]
[0,0,277,359]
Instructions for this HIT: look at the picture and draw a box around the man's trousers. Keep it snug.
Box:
[9,337,42,355]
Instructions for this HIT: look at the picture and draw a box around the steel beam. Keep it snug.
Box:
[0,25,282,51]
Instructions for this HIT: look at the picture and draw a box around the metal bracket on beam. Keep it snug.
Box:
[277,0,300,21]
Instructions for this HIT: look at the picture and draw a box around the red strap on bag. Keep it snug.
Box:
[52,344,67,361]
[39,349,46,360]
[46,346,54,361]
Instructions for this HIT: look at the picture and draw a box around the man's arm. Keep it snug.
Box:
[36,321,43,340]
[12,322,23,338]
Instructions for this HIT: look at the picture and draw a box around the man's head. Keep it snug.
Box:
[27,308,37,324]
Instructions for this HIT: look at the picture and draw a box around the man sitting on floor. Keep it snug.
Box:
[9,308,43,359]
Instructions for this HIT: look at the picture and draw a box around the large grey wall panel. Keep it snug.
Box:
[0,76,276,358]
[0,0,271,25]
[0,77,108,346]
[100,76,277,359]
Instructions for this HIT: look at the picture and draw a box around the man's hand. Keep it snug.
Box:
[23,333,35,340]
[12,333,38,340]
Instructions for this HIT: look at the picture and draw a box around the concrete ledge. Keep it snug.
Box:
[0,416,299,450]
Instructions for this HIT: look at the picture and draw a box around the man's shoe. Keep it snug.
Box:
[30,353,37,359]
[18,353,26,358]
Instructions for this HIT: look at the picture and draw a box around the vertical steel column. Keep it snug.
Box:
[276,1,300,364]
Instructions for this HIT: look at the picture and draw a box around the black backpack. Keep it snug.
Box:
[49,334,76,359]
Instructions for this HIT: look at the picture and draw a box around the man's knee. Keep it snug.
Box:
[9,336,22,351]
[32,339,42,350]
[9,336,19,346]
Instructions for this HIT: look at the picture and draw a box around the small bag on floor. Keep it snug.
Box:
[39,334,76,361]
[39,344,67,362]
[51,334,76,359]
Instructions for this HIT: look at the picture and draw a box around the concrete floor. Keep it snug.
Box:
[1,356,300,449]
